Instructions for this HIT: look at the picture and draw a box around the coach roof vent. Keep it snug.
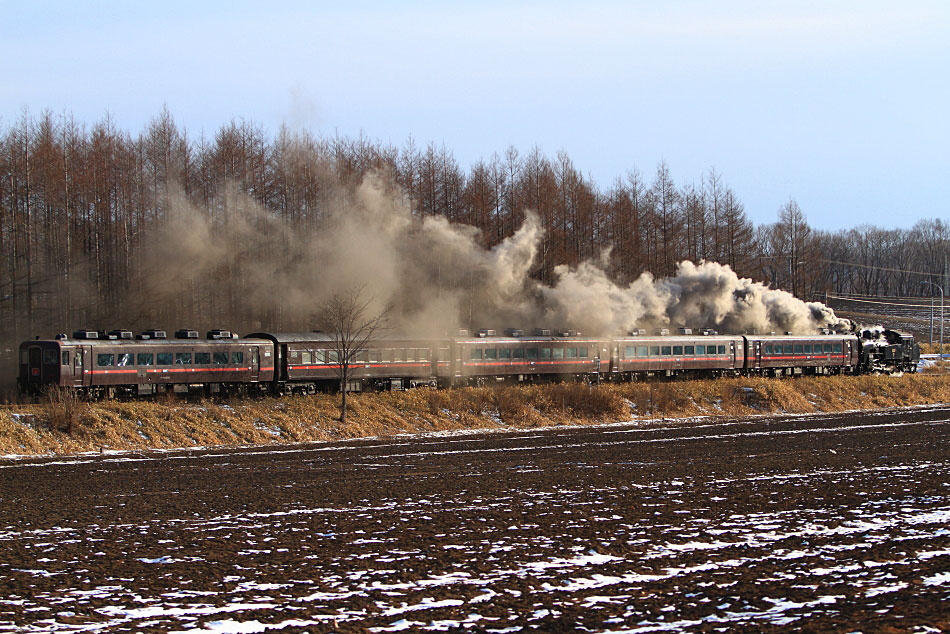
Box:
[142,329,166,339]
[505,328,525,337]
[72,329,99,340]
[700,328,718,336]
[629,328,646,336]
[175,329,199,339]
[557,329,578,337]
[109,329,133,340]
[655,328,669,336]
[533,328,552,336]
[677,328,692,335]
[207,329,236,340]
[457,329,469,337]
[476,329,496,338]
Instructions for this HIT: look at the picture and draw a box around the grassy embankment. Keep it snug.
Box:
[1,369,949,457]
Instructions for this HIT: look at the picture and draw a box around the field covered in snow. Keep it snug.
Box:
[0,407,948,632]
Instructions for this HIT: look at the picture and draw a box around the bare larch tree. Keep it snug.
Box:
[317,286,390,424]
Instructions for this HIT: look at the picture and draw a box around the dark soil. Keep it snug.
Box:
[0,408,948,633]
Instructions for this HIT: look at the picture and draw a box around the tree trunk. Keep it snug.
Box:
[339,376,347,424]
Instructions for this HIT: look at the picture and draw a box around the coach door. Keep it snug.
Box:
[75,346,91,386]
[27,345,42,386]
[250,347,260,381]
[753,341,761,369]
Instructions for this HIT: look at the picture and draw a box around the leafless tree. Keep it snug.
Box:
[317,286,391,424]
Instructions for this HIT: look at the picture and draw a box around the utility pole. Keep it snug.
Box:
[930,294,934,348]
[921,280,944,357]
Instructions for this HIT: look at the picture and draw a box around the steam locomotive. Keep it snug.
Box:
[18,325,920,398]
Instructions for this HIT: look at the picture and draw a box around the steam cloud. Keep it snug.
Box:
[146,173,847,337]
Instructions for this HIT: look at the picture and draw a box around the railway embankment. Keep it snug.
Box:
[1,372,949,457]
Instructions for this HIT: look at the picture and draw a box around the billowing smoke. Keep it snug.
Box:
[542,259,849,335]
[142,173,846,337]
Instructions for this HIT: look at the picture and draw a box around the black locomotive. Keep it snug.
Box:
[18,325,920,398]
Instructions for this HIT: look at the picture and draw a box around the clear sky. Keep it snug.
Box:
[2,0,948,231]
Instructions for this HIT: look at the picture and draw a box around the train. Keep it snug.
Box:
[17,325,920,399]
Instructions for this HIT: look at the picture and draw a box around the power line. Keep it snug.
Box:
[816,258,941,277]
[825,294,947,310]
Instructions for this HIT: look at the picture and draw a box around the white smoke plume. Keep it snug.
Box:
[143,173,846,337]
[541,259,849,335]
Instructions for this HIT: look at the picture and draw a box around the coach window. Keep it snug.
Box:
[833,343,842,353]
[393,348,404,362]
[695,345,705,355]
[822,344,831,353]
[499,348,511,360]
[367,350,379,363]
[540,348,552,359]
[513,348,525,359]
[527,348,539,359]
[553,347,564,359]
[804,345,812,355]
[115,353,132,367]
[792,345,802,354]
[328,350,339,363]
[210,352,226,365]
[195,352,211,365]
[301,351,312,365]
[685,346,694,355]
[232,351,244,364]
[566,347,577,358]
[138,353,154,366]
[660,346,671,356]
[380,349,392,363]
[97,353,115,367]
[157,352,173,365]
[62,351,70,365]
[637,346,648,357]
[355,350,368,363]
[470,348,483,361]
[484,348,497,360]
[578,347,588,357]
[717,345,726,354]
[624,346,634,357]
[175,353,192,365]
[782,345,792,354]
[43,349,58,365]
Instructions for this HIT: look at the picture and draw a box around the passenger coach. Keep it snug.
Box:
[744,334,858,376]
[18,329,274,397]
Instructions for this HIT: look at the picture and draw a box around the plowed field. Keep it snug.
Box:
[1,408,948,633]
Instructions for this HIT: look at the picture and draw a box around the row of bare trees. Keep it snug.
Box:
[755,201,949,301]
[1,109,947,366]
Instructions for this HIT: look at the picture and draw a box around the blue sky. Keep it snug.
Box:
[2,1,948,230]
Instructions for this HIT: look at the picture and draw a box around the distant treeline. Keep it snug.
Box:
[1,108,948,351]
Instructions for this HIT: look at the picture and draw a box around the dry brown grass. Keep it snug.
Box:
[921,359,950,375]
[919,343,948,355]
[1,373,949,457]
